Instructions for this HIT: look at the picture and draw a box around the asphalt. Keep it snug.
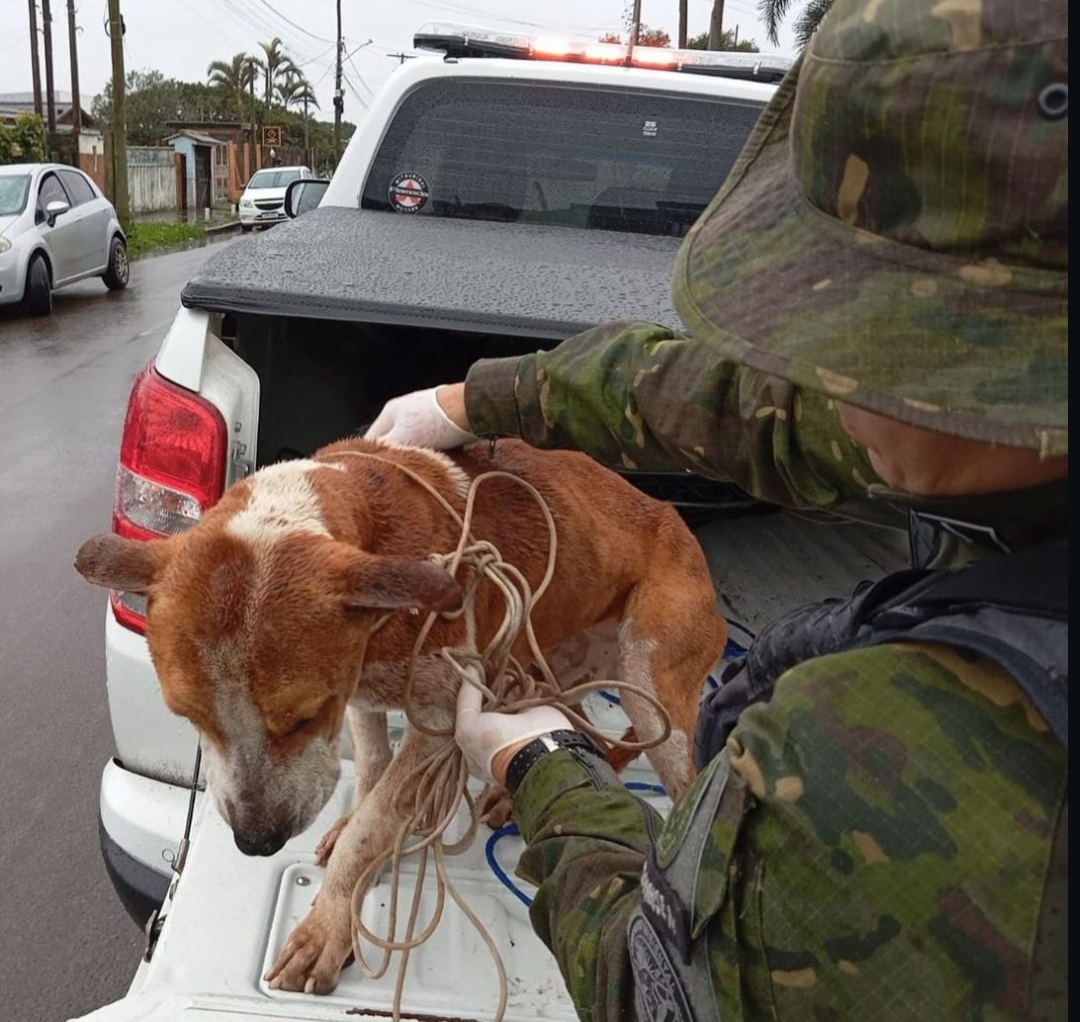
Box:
[0,240,236,1022]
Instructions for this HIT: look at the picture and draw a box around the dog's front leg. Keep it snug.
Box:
[315,707,392,866]
[265,727,443,995]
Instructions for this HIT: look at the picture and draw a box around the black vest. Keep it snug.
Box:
[695,539,1068,769]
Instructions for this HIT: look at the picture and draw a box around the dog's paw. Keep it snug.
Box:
[479,783,514,829]
[314,814,351,867]
[264,898,352,995]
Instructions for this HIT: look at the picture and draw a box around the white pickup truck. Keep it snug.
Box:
[75,27,905,1022]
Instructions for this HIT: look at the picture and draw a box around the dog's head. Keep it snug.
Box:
[75,496,461,857]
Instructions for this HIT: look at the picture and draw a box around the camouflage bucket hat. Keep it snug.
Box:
[673,0,1068,456]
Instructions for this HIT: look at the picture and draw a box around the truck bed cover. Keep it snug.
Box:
[181,207,683,339]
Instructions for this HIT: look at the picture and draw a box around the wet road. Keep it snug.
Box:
[0,240,235,1022]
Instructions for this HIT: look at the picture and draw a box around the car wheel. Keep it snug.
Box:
[240,224,253,233]
[24,254,52,316]
[102,236,130,291]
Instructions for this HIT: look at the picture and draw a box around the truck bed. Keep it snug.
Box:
[75,511,908,1022]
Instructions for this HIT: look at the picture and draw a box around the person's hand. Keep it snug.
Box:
[455,669,574,784]
[365,384,476,449]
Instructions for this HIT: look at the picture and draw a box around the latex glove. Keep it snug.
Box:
[365,385,476,449]
[455,669,574,784]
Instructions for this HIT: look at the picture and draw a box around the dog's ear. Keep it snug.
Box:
[341,554,463,613]
[75,533,165,593]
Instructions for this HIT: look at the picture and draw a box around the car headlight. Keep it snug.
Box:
[240,199,254,207]
[0,237,11,254]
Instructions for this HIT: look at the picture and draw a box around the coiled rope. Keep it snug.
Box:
[317,450,674,1022]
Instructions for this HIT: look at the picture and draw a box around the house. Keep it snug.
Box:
[0,90,106,190]
[164,128,230,210]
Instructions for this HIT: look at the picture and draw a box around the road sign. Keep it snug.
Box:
[262,126,282,146]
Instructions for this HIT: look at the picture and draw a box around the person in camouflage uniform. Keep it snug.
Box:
[371,0,1068,1018]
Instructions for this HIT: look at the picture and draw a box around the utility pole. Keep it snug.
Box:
[625,0,642,66]
[708,0,725,49]
[27,0,44,117]
[678,0,688,48]
[41,0,56,135]
[106,0,128,225]
[248,60,257,172]
[302,94,310,161]
[333,0,343,160]
[66,0,81,144]
[387,52,415,64]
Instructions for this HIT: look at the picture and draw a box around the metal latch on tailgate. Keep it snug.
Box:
[144,744,202,962]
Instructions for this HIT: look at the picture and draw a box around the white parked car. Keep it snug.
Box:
[237,165,312,230]
[0,162,128,316]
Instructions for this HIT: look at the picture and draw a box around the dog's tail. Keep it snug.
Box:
[604,727,643,774]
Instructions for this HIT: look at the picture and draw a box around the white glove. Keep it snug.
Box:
[365,387,477,449]
[455,669,574,784]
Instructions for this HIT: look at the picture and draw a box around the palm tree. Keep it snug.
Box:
[758,0,835,50]
[207,53,261,120]
[275,72,318,112]
[276,71,319,154]
[259,37,297,111]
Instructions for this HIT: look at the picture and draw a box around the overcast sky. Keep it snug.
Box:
[2,0,799,121]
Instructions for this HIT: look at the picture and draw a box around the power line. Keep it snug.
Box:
[341,72,369,110]
[0,30,29,55]
[345,39,375,98]
[252,0,334,44]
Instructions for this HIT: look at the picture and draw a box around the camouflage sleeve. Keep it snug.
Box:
[511,748,659,1022]
[464,321,887,514]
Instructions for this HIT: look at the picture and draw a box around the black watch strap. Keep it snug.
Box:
[505,729,602,795]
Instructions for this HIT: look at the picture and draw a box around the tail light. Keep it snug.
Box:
[110,362,228,633]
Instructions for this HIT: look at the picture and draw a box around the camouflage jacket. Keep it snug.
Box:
[513,642,1067,1022]
[469,321,1067,1018]
[463,320,1067,564]
[464,321,894,524]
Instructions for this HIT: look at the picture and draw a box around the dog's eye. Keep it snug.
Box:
[285,716,315,738]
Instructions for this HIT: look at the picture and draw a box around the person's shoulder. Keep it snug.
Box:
[773,640,1053,738]
[732,640,1064,801]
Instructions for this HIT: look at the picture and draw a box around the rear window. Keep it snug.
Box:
[361,81,763,237]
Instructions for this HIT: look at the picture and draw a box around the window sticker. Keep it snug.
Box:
[389,172,430,213]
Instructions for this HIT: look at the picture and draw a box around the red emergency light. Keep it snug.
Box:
[413,23,794,83]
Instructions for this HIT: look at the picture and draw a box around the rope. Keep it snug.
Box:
[316,449,675,1022]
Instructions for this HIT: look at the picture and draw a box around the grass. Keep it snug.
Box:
[125,221,206,258]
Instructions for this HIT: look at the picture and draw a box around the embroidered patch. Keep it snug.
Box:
[640,854,693,964]
[629,914,694,1022]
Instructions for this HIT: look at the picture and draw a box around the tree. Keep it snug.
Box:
[93,70,181,145]
[258,38,297,112]
[759,0,835,49]
[686,29,760,52]
[599,24,672,47]
[275,72,318,113]
[0,112,47,164]
[207,53,261,121]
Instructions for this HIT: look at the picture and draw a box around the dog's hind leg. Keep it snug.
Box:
[315,708,392,866]
[614,579,725,800]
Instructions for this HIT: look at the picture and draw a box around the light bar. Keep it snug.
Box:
[413,22,794,83]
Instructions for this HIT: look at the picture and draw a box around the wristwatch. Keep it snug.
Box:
[504,730,602,795]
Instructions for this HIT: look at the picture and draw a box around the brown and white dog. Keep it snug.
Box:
[75,437,725,994]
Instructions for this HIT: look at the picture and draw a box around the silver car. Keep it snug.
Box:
[0,163,128,316]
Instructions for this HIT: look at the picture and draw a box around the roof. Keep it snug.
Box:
[166,129,227,146]
[0,91,96,127]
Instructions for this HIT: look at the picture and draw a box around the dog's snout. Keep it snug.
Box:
[234,829,288,857]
